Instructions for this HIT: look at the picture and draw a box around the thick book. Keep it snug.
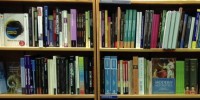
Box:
[152,58,176,94]
[3,13,29,47]
[71,9,77,47]
[176,60,185,94]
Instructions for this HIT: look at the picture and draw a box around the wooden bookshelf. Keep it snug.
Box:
[116,94,200,98]
[0,0,92,3]
[96,0,200,100]
[130,0,200,4]
[0,47,94,51]
[0,94,94,98]
[100,48,200,52]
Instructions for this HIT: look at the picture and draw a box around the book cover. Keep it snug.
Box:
[6,61,21,94]
[152,58,176,94]
[4,13,29,47]
[0,62,7,93]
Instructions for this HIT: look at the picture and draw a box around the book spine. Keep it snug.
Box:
[184,58,190,94]
[48,15,54,47]
[79,56,85,94]
[138,57,144,95]
[104,56,110,94]
[28,8,33,47]
[31,60,36,94]
[84,57,89,94]
[189,59,198,94]
[65,58,69,94]
[37,7,43,47]
[34,11,38,47]
[20,58,26,94]
[56,8,61,47]
[133,56,138,94]
[192,10,200,48]
[44,6,48,47]
[176,61,185,94]
[71,9,77,47]
[75,56,80,94]
[60,57,66,94]
[111,56,118,94]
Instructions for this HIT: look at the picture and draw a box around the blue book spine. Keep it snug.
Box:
[0,62,7,93]
[152,78,175,94]
[44,6,49,47]
[20,58,25,94]
[31,60,35,94]
[104,56,110,94]
[111,56,117,94]
[24,55,31,94]
[49,16,53,47]
[192,11,200,46]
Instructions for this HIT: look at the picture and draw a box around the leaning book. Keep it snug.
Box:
[3,13,29,47]
[151,58,176,94]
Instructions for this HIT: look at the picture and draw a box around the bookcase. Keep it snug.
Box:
[96,0,200,99]
[0,0,97,100]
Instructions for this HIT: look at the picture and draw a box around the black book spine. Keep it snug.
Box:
[60,57,66,94]
[28,7,33,47]
[38,58,42,94]
[90,11,93,48]
[89,57,94,94]
[69,56,75,94]
[41,57,45,94]
[100,58,105,94]
[84,57,89,94]
[56,57,60,94]
[65,58,69,94]
[143,10,149,49]
[44,58,48,94]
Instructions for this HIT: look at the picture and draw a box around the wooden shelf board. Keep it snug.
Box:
[130,0,200,4]
[0,47,94,51]
[0,0,92,3]
[100,94,200,98]
[0,94,94,98]
[100,48,200,52]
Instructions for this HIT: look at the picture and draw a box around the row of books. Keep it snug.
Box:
[101,56,198,95]
[0,6,93,48]
[0,55,94,94]
[99,7,200,49]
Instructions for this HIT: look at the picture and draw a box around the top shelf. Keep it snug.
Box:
[99,0,200,4]
[0,0,93,3]
[100,48,200,52]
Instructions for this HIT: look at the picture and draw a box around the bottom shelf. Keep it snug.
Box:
[100,94,200,99]
[0,94,94,98]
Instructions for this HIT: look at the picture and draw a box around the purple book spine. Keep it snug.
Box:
[24,55,31,94]
[71,9,77,47]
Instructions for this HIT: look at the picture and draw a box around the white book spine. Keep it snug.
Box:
[24,14,29,47]
[75,56,79,94]
[0,14,4,46]
[88,11,91,48]
[53,56,57,94]
[62,10,68,47]
[168,11,176,49]
[47,59,52,94]
[172,11,181,49]
[37,7,43,47]
[136,12,140,48]
[138,57,144,95]
[188,17,195,48]
[162,11,172,49]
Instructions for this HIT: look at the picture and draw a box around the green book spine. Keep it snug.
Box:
[159,10,167,48]
[128,10,132,48]
[124,10,129,48]
[131,10,137,48]
[189,59,198,94]
[176,61,185,94]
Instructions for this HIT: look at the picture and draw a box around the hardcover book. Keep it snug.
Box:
[3,13,29,47]
[152,58,176,94]
[6,61,21,94]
